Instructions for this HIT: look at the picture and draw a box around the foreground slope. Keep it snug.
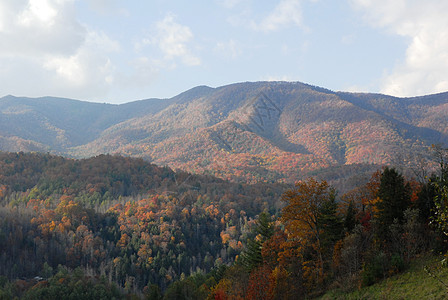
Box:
[321,254,448,300]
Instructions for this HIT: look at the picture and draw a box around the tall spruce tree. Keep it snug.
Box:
[318,188,344,259]
[376,167,411,240]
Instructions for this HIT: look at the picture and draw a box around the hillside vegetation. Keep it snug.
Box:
[0,148,447,298]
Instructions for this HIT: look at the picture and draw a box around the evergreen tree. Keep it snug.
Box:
[319,188,344,256]
[239,211,273,271]
[376,167,411,241]
[344,200,358,233]
[416,175,437,224]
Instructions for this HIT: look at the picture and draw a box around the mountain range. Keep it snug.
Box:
[1,81,447,188]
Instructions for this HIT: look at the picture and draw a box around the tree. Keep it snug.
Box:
[246,265,271,300]
[376,167,411,241]
[318,188,343,259]
[430,145,448,237]
[281,178,333,287]
[163,278,199,300]
[417,176,437,224]
[343,200,358,233]
[239,211,274,271]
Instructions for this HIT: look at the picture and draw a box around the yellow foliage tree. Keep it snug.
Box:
[281,178,331,288]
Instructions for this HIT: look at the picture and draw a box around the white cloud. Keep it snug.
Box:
[121,14,201,94]
[0,0,85,56]
[43,31,119,87]
[19,0,58,26]
[252,0,305,32]
[0,0,120,100]
[140,14,201,67]
[351,0,448,96]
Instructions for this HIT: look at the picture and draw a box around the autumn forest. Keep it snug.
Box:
[0,147,447,299]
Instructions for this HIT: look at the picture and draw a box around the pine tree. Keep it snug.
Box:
[239,211,273,272]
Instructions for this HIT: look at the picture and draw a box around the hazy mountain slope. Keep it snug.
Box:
[337,92,448,144]
[1,81,447,185]
[0,95,173,151]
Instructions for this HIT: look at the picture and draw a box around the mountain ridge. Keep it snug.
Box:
[1,81,447,187]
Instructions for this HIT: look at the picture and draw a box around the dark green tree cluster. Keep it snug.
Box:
[0,268,123,300]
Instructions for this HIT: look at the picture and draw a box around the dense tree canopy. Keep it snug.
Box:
[0,150,447,298]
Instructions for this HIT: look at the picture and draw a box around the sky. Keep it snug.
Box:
[0,0,447,104]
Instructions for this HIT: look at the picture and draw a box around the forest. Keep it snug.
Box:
[0,148,447,299]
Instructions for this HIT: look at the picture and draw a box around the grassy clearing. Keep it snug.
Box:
[320,254,448,300]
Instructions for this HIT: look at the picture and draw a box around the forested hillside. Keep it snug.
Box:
[1,81,447,187]
[0,152,286,298]
[1,148,448,298]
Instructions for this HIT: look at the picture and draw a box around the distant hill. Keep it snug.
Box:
[1,81,447,187]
